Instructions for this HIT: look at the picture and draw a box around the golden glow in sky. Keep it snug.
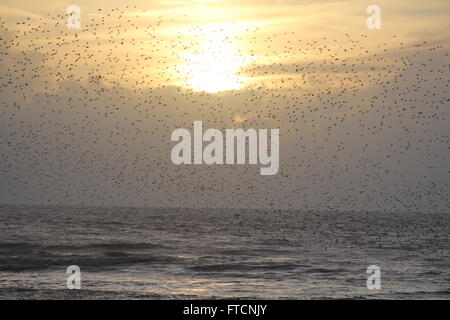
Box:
[1,0,449,94]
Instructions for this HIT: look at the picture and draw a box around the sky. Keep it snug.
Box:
[0,0,449,212]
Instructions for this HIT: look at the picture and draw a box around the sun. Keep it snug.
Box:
[179,35,252,93]
[183,52,243,93]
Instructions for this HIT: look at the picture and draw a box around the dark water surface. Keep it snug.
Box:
[0,204,448,299]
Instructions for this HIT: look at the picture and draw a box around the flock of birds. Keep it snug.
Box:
[0,6,448,213]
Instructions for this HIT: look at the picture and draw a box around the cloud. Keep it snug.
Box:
[0,1,449,212]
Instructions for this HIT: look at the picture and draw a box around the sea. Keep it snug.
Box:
[0,204,448,299]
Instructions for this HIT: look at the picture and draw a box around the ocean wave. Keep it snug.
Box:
[0,241,166,252]
[188,262,301,273]
[0,250,179,272]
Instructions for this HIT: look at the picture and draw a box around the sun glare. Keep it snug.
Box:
[179,34,253,93]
